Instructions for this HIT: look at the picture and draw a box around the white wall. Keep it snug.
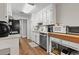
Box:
[56,3,79,26]
[26,14,32,39]
[12,14,28,20]
[0,3,8,22]
[27,19,31,39]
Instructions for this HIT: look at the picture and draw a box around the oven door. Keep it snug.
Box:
[40,33,47,50]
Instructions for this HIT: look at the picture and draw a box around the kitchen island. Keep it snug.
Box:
[0,34,20,55]
[47,32,79,55]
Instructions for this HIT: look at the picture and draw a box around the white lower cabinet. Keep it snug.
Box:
[31,32,35,42]
[0,37,19,55]
[32,32,40,45]
[36,33,40,44]
[35,32,40,45]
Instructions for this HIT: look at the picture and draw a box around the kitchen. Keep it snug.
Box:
[0,3,79,55]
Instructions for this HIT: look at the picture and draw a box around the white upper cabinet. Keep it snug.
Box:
[38,10,43,23]
[42,8,47,25]
[46,4,56,25]
[0,3,8,22]
[40,4,56,25]
[31,4,56,25]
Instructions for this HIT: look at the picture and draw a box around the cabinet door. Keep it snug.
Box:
[32,32,37,44]
[51,4,56,24]
[32,33,35,42]
[47,7,54,25]
[46,4,56,25]
[46,9,51,25]
[10,38,19,55]
[0,38,19,55]
[37,11,42,23]
[34,32,40,45]
[36,33,40,44]
[42,8,47,25]
[39,11,43,23]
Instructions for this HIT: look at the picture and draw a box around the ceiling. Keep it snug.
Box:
[11,3,25,12]
[11,3,51,15]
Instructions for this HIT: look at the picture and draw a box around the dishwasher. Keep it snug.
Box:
[40,33,47,50]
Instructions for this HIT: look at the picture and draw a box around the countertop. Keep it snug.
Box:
[33,30,48,34]
[0,34,21,40]
[48,32,79,43]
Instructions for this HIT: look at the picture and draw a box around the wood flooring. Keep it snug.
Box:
[19,38,47,55]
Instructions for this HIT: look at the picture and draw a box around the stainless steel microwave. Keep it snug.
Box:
[66,26,79,35]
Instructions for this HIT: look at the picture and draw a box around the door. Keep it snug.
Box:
[20,19,27,38]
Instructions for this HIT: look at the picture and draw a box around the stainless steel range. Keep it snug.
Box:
[40,33,47,50]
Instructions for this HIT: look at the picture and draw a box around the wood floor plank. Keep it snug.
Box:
[19,38,47,55]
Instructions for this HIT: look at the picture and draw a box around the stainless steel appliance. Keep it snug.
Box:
[53,25,79,35]
[39,25,54,50]
[48,25,54,32]
[66,26,79,35]
[53,26,67,33]
[40,33,47,50]
[39,25,54,32]
[0,21,10,37]
[9,19,20,34]
[39,26,48,33]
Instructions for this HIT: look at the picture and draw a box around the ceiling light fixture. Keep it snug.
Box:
[22,3,36,13]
